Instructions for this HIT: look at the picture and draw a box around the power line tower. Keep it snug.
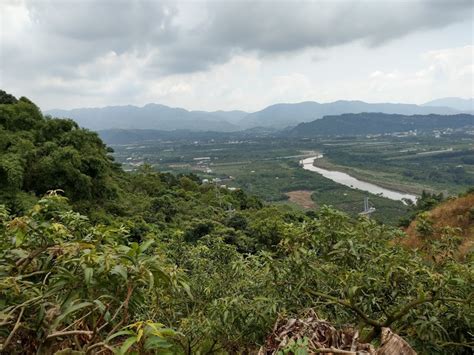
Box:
[359,197,376,217]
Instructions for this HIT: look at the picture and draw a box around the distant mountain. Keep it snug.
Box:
[423,97,474,112]
[46,104,244,132]
[207,110,248,124]
[289,113,474,137]
[240,100,463,129]
[46,99,469,132]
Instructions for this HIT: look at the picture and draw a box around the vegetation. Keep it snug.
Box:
[0,92,120,215]
[403,191,474,262]
[1,91,473,354]
[108,137,412,225]
[289,112,474,137]
[321,136,474,195]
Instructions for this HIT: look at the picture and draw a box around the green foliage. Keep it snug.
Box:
[0,193,183,353]
[0,90,18,104]
[416,212,435,238]
[0,93,119,213]
[0,92,472,354]
[278,337,309,355]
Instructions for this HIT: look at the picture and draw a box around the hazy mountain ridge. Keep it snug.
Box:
[423,97,474,112]
[46,104,244,132]
[46,98,471,132]
[240,100,466,128]
[289,112,474,137]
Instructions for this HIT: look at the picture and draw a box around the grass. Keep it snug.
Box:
[402,192,474,261]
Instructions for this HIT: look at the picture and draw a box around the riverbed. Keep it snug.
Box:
[300,155,418,203]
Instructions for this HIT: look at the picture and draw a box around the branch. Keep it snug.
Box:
[103,284,135,339]
[308,290,383,328]
[46,330,93,340]
[385,296,467,326]
[85,341,115,354]
[2,307,24,350]
[438,341,474,348]
[16,244,52,269]
[314,348,356,354]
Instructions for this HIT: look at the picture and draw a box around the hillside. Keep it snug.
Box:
[403,192,474,260]
[240,100,463,129]
[0,91,472,354]
[289,112,474,136]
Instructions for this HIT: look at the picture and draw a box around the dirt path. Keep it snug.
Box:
[285,190,316,209]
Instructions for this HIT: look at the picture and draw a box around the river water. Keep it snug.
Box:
[300,155,418,203]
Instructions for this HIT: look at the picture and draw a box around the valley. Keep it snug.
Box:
[107,129,473,225]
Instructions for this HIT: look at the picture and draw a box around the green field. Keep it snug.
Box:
[109,132,473,225]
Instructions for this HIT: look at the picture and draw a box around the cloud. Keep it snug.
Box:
[205,0,472,54]
[0,0,472,109]
[366,45,474,102]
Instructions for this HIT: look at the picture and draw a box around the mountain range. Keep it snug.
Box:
[46,97,473,132]
[422,97,473,111]
[289,113,474,137]
[47,104,246,132]
[239,100,467,128]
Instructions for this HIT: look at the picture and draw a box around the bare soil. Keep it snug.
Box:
[285,190,316,209]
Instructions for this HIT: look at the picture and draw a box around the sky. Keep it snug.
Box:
[1,0,473,112]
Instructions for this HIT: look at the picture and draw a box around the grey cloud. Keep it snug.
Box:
[204,0,473,53]
[27,0,178,45]
[1,0,472,101]
[148,0,473,74]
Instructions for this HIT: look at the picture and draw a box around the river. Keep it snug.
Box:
[300,155,418,203]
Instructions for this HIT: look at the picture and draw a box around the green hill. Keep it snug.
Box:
[289,112,474,137]
[0,91,472,354]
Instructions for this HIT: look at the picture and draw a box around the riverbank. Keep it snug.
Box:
[301,156,418,203]
[312,157,432,196]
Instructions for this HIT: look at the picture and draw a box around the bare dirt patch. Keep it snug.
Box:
[285,190,316,209]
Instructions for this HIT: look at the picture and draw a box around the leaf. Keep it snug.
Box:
[156,328,176,337]
[144,336,173,350]
[118,336,137,355]
[84,267,93,285]
[105,330,135,343]
[52,301,93,329]
[15,230,25,247]
[139,239,154,253]
[10,248,28,259]
[104,310,111,322]
[93,299,106,312]
[111,265,128,280]
[180,280,193,300]
[348,286,359,297]
[136,328,144,342]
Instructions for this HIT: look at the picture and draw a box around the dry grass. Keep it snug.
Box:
[402,193,474,259]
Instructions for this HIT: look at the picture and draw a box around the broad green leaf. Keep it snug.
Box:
[111,265,128,280]
[117,336,137,355]
[139,239,154,253]
[15,230,25,247]
[84,267,93,285]
[105,330,135,343]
